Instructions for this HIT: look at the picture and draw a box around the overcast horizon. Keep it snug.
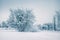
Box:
[0,0,60,24]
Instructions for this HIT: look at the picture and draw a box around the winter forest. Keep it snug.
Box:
[0,8,60,32]
[0,0,60,32]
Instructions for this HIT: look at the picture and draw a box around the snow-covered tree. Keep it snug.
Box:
[1,21,8,28]
[0,24,1,28]
[7,9,35,32]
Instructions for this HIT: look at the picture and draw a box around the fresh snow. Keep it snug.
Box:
[0,29,60,40]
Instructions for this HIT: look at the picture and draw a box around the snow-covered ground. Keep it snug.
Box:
[0,28,17,32]
[0,28,60,40]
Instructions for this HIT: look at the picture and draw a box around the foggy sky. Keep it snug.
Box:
[0,0,60,24]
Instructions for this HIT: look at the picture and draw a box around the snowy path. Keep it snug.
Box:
[0,31,60,40]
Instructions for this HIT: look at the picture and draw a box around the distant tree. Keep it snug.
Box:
[7,9,35,32]
[0,24,1,28]
[1,21,8,28]
[37,24,41,29]
[53,10,60,31]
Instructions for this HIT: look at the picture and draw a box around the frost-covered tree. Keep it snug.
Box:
[53,10,60,31]
[7,9,35,32]
[1,21,8,28]
[0,24,1,28]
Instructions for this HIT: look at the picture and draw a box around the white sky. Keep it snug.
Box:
[0,0,60,24]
